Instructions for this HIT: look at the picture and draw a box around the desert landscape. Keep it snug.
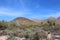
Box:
[0,0,60,40]
[0,17,60,40]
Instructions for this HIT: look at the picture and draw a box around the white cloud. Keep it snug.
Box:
[0,7,60,20]
[0,7,31,17]
[29,12,60,19]
[44,12,60,18]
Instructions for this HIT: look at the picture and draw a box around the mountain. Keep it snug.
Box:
[55,17,60,25]
[44,16,56,23]
[57,16,60,19]
[47,16,56,21]
[9,16,60,27]
[33,17,56,24]
[40,17,56,25]
[32,19,43,24]
[11,17,36,25]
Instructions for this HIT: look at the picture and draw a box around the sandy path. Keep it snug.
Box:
[0,35,9,40]
[0,35,26,40]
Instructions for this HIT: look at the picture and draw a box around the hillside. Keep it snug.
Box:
[55,17,60,25]
[32,19,42,24]
[11,17,35,24]
[11,17,60,26]
[0,17,60,40]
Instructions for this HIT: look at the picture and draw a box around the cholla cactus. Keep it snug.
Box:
[7,34,17,40]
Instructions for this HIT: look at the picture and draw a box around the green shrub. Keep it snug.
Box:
[33,32,39,40]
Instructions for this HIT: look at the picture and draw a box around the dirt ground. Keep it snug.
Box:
[0,35,9,40]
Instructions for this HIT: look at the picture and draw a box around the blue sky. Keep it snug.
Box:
[0,0,60,21]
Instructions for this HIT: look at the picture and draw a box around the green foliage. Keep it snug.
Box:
[7,35,16,40]
[0,20,8,30]
[0,20,60,40]
[33,32,39,40]
[24,32,29,39]
[47,20,55,26]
